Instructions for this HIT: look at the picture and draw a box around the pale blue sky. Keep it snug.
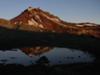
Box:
[0,0,100,24]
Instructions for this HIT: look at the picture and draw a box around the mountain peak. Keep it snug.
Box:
[27,6,41,12]
[27,6,33,11]
[10,6,64,32]
[10,7,100,38]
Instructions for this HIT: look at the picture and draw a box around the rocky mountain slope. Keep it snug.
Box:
[0,7,99,38]
[10,7,100,38]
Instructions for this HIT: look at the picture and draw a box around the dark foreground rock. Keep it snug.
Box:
[0,63,99,75]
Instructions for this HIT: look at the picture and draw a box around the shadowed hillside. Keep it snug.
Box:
[0,26,100,54]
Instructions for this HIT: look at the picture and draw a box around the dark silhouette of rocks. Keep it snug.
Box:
[36,56,50,66]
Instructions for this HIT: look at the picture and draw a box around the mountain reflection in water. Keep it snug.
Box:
[0,48,95,66]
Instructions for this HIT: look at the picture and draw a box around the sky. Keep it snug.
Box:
[0,0,100,24]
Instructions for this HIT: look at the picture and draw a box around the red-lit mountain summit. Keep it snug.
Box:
[0,7,99,38]
[10,7,100,38]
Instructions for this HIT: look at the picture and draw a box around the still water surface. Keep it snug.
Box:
[0,48,95,66]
